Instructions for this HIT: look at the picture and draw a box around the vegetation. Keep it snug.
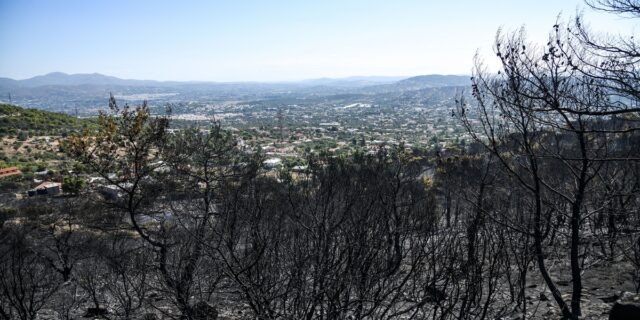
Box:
[0,104,95,184]
[0,104,94,137]
[61,176,86,195]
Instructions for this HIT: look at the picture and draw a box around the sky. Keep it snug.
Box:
[0,0,636,82]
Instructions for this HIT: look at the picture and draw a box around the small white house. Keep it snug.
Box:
[263,158,282,169]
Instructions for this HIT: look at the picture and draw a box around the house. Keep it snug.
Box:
[0,167,22,179]
[291,165,308,172]
[28,181,61,197]
[263,158,282,169]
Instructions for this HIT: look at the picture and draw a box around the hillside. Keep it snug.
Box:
[395,74,470,88]
[359,74,470,93]
[0,104,93,137]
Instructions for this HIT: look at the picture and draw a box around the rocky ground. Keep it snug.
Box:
[502,254,638,319]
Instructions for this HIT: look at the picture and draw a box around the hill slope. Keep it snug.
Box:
[0,104,93,136]
[395,74,470,88]
[359,74,470,93]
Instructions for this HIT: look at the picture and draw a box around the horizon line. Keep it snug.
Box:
[1,71,472,84]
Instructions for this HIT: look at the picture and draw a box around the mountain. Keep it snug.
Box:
[393,74,470,89]
[0,73,471,113]
[355,74,470,94]
[10,72,162,87]
[0,73,470,90]
[1,72,407,89]
[0,77,19,88]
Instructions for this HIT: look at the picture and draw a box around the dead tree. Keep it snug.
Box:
[458,5,640,315]
[0,226,60,320]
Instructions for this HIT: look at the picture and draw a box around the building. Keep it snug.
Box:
[28,181,62,197]
[263,158,282,169]
[0,167,22,179]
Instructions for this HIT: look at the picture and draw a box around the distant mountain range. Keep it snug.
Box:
[0,72,470,89]
[0,72,169,88]
[0,72,471,113]
[395,74,471,88]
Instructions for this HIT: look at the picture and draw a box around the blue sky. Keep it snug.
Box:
[0,0,636,81]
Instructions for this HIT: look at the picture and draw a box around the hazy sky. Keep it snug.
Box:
[0,0,636,81]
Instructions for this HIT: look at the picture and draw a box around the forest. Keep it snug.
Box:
[1,0,639,319]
